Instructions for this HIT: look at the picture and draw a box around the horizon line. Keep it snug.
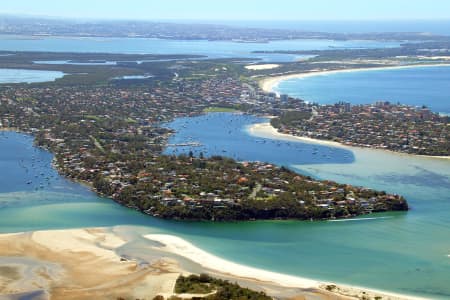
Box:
[1,13,450,23]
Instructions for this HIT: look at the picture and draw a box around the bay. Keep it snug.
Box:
[0,35,400,63]
[274,65,450,113]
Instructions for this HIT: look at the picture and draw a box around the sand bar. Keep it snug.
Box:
[0,228,182,300]
[0,227,432,299]
[144,234,319,288]
[144,233,427,300]
[245,64,280,70]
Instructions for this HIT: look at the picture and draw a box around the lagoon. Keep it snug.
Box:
[0,68,65,84]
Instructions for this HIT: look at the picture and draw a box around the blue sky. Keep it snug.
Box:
[1,0,450,21]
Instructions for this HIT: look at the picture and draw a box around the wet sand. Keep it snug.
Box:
[0,228,427,300]
[0,228,180,300]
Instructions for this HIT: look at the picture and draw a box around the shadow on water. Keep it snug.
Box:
[373,166,450,186]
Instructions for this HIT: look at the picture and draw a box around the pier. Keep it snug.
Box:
[166,142,203,147]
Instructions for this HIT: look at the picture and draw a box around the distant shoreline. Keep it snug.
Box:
[259,63,450,94]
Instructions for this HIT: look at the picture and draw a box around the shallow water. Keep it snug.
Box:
[163,113,450,299]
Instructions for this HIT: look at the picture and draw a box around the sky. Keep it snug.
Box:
[1,0,450,21]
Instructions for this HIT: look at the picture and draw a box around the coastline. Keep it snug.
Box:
[259,63,450,94]
[0,228,182,300]
[0,127,19,132]
[247,121,450,160]
[144,233,427,300]
[0,227,428,300]
[1,129,112,193]
[248,122,348,149]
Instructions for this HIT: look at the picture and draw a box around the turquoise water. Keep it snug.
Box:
[0,35,400,63]
[275,65,450,113]
[1,112,450,298]
[0,68,65,83]
[164,113,450,299]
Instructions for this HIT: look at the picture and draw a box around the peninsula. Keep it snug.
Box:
[0,82,408,221]
[3,45,450,223]
[3,45,450,222]
[270,101,449,156]
[1,17,449,300]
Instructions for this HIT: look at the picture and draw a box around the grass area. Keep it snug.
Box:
[89,135,105,153]
[170,274,272,300]
[85,115,103,121]
[203,106,239,113]
[175,274,215,294]
[125,117,137,124]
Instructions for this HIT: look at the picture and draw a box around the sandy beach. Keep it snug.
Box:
[247,121,450,160]
[0,127,19,132]
[0,227,428,300]
[247,122,348,149]
[245,64,280,70]
[259,63,450,94]
[0,228,182,300]
[144,234,427,300]
[145,234,320,288]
